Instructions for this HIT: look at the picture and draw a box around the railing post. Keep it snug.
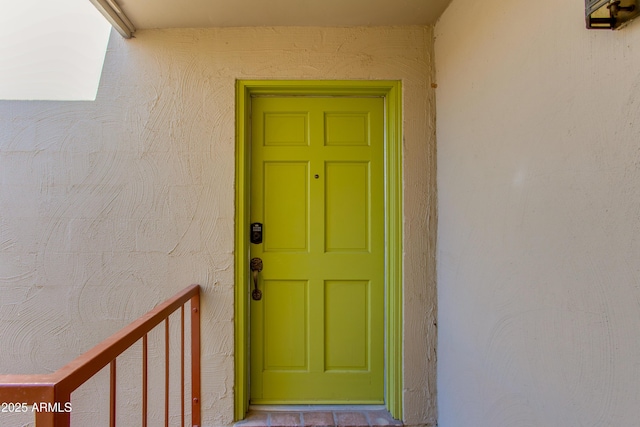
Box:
[53,398,71,427]
[191,293,201,427]
[33,387,70,427]
[33,385,55,427]
[54,389,71,427]
[110,360,117,427]
[35,408,55,427]
[34,385,52,427]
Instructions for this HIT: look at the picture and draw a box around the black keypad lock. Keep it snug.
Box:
[251,223,263,244]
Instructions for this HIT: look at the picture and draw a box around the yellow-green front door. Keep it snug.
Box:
[249,96,385,404]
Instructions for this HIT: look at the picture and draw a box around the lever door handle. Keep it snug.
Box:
[250,257,263,301]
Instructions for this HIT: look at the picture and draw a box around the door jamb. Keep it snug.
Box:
[234,80,403,421]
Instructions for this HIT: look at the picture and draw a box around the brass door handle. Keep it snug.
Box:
[250,257,263,300]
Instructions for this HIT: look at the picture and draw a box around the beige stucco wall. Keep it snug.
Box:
[435,0,640,426]
[0,26,437,426]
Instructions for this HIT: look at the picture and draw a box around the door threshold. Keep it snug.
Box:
[249,404,387,412]
[238,405,402,427]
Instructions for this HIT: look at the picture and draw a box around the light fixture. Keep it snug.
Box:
[89,0,136,38]
[586,0,640,29]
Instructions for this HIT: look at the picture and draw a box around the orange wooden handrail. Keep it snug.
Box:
[0,284,201,427]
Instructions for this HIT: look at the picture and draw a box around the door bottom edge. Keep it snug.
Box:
[249,404,386,412]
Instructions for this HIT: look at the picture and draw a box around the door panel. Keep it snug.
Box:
[324,280,370,371]
[263,280,308,370]
[325,113,369,146]
[325,162,370,252]
[264,113,308,146]
[250,96,384,404]
[263,162,308,252]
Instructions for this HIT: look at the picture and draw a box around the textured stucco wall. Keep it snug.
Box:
[0,26,437,426]
[435,1,640,426]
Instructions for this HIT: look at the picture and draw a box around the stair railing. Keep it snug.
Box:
[0,284,201,427]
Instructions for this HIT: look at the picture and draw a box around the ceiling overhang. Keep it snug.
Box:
[91,0,451,38]
[89,0,135,38]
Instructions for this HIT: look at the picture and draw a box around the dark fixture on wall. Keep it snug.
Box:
[586,0,640,29]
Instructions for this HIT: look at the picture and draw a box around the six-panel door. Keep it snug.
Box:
[250,96,384,403]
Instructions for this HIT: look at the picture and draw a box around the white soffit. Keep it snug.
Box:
[112,0,451,30]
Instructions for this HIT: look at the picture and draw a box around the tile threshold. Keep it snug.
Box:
[235,406,403,427]
[250,405,387,412]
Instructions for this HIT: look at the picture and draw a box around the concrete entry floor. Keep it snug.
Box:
[235,406,403,427]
